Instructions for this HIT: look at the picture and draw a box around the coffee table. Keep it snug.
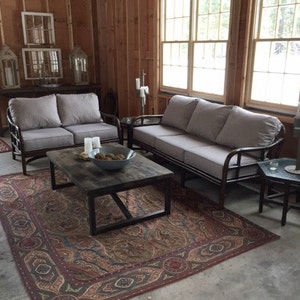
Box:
[46,145,174,235]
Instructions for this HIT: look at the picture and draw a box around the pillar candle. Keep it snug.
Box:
[92,136,101,148]
[5,67,14,86]
[135,78,140,89]
[84,137,93,154]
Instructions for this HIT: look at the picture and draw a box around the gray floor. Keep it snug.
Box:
[0,132,300,300]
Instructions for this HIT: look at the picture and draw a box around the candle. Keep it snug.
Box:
[84,137,93,154]
[135,78,140,89]
[92,136,101,148]
[5,67,14,86]
[74,70,81,83]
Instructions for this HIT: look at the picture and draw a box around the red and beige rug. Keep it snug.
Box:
[0,169,279,299]
[0,139,11,153]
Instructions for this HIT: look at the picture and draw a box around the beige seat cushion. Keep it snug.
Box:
[133,125,185,148]
[22,127,74,151]
[155,134,214,161]
[216,106,282,148]
[184,144,258,180]
[186,99,232,142]
[57,93,102,126]
[64,123,119,144]
[161,95,199,131]
[9,94,61,130]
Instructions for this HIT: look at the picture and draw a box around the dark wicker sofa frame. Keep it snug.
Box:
[128,114,286,209]
[7,108,121,175]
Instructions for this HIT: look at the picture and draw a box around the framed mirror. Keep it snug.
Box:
[21,12,55,45]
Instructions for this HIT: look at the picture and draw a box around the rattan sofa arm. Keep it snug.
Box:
[131,114,163,128]
[100,111,122,142]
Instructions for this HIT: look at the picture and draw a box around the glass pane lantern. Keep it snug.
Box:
[69,46,89,85]
[0,45,20,89]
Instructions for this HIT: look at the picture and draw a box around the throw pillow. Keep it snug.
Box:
[216,106,282,148]
[9,94,62,130]
[57,93,101,126]
[186,99,232,142]
[161,95,199,131]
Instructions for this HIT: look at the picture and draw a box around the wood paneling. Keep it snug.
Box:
[96,0,158,118]
[0,0,94,87]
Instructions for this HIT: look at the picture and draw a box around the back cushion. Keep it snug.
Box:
[216,106,282,148]
[57,93,101,126]
[161,95,199,131]
[9,94,62,130]
[186,99,232,142]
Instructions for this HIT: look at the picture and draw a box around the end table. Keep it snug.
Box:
[120,117,135,145]
[258,158,300,226]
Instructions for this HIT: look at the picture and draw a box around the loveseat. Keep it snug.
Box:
[128,95,285,209]
[7,92,121,175]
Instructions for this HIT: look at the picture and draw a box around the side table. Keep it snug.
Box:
[258,158,300,226]
[120,117,135,145]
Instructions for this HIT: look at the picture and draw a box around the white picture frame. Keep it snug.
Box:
[21,12,55,45]
[22,48,63,80]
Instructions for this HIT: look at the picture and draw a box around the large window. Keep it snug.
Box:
[160,0,231,100]
[247,0,300,113]
[160,0,300,115]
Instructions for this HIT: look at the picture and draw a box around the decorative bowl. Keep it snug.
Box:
[88,146,135,170]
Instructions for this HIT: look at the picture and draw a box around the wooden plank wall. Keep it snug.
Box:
[0,0,95,86]
[96,0,159,118]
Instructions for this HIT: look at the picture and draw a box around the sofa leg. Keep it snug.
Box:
[219,183,226,209]
[180,169,186,186]
[21,157,27,175]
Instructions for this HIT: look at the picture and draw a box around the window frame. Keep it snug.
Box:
[21,12,55,46]
[22,48,63,80]
[159,0,233,103]
[244,0,300,116]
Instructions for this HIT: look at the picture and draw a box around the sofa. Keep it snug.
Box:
[7,92,121,175]
[128,95,285,209]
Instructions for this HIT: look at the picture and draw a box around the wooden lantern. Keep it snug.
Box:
[69,46,89,85]
[0,45,20,89]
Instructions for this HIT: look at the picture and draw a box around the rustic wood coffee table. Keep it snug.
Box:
[46,146,174,235]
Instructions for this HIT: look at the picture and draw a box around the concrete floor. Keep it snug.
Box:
[0,132,300,300]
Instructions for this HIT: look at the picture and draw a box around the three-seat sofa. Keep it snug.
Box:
[128,95,286,209]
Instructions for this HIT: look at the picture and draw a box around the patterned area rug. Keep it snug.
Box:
[0,169,279,300]
[0,139,11,153]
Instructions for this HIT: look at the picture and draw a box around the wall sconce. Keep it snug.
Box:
[69,45,89,85]
[0,45,20,89]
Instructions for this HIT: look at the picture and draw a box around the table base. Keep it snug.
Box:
[49,161,171,235]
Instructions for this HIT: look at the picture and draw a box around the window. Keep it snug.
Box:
[247,0,300,113]
[160,0,231,100]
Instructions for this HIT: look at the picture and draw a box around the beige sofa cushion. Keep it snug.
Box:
[216,106,282,148]
[57,93,101,126]
[9,94,62,130]
[186,99,232,142]
[161,95,199,131]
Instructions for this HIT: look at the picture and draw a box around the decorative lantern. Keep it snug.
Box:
[0,45,20,89]
[69,45,89,85]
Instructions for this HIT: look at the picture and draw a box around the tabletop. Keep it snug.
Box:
[258,157,300,184]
